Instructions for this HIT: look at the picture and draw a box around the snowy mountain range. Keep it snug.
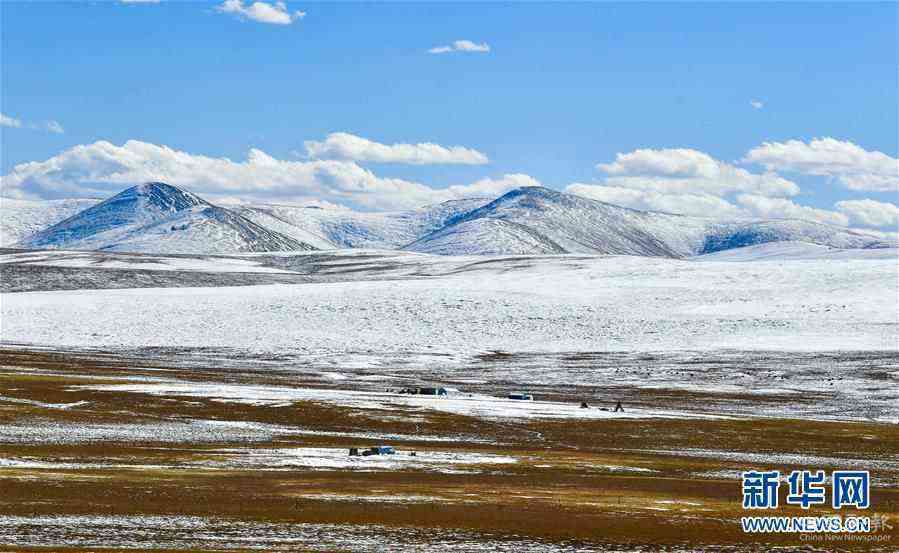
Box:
[2,182,893,255]
[405,187,891,256]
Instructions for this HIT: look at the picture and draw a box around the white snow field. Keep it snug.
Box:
[76,379,726,421]
[2,250,896,354]
[0,250,296,273]
[0,447,517,473]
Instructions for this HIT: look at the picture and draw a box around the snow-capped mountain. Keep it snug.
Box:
[0,197,101,247]
[230,197,490,250]
[405,187,890,256]
[406,187,693,256]
[18,182,316,254]
[7,183,892,256]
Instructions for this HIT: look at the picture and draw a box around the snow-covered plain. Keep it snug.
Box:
[3,252,896,354]
[0,448,517,473]
[76,380,725,421]
[200,447,517,472]
[0,250,295,273]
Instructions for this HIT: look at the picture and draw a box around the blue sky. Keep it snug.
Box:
[1,1,897,230]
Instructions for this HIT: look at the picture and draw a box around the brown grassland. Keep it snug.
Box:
[0,348,896,552]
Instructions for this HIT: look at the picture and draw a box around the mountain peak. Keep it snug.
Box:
[113,182,208,213]
[503,185,559,196]
[494,186,563,203]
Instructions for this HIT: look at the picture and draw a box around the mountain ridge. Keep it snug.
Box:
[406,186,891,256]
[230,196,492,250]
[7,182,894,256]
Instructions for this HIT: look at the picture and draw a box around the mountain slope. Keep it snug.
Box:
[406,187,696,256]
[402,218,568,255]
[0,197,101,246]
[700,220,890,254]
[231,197,490,250]
[405,187,891,257]
[692,241,898,262]
[19,183,316,254]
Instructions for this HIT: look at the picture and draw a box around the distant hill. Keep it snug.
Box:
[18,182,316,254]
[405,187,891,256]
[692,241,898,262]
[230,197,490,250]
[1,197,101,247]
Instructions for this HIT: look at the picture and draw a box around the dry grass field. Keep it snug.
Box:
[0,348,897,551]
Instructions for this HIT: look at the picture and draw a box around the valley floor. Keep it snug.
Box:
[3,248,898,354]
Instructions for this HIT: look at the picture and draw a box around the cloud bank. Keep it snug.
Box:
[568,144,897,229]
[3,137,894,232]
[835,199,899,229]
[304,132,488,165]
[0,140,528,211]
[596,147,799,198]
[744,137,899,192]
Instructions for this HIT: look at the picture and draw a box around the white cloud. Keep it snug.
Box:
[0,140,533,211]
[567,181,853,228]
[743,137,899,192]
[855,228,899,241]
[566,184,745,219]
[428,40,490,54]
[43,121,64,134]
[596,147,799,198]
[585,141,899,228]
[217,1,305,25]
[735,194,848,227]
[1,113,64,134]
[1,113,22,128]
[599,148,719,178]
[750,100,764,110]
[835,199,899,229]
[441,174,538,200]
[563,147,834,222]
[304,132,488,165]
